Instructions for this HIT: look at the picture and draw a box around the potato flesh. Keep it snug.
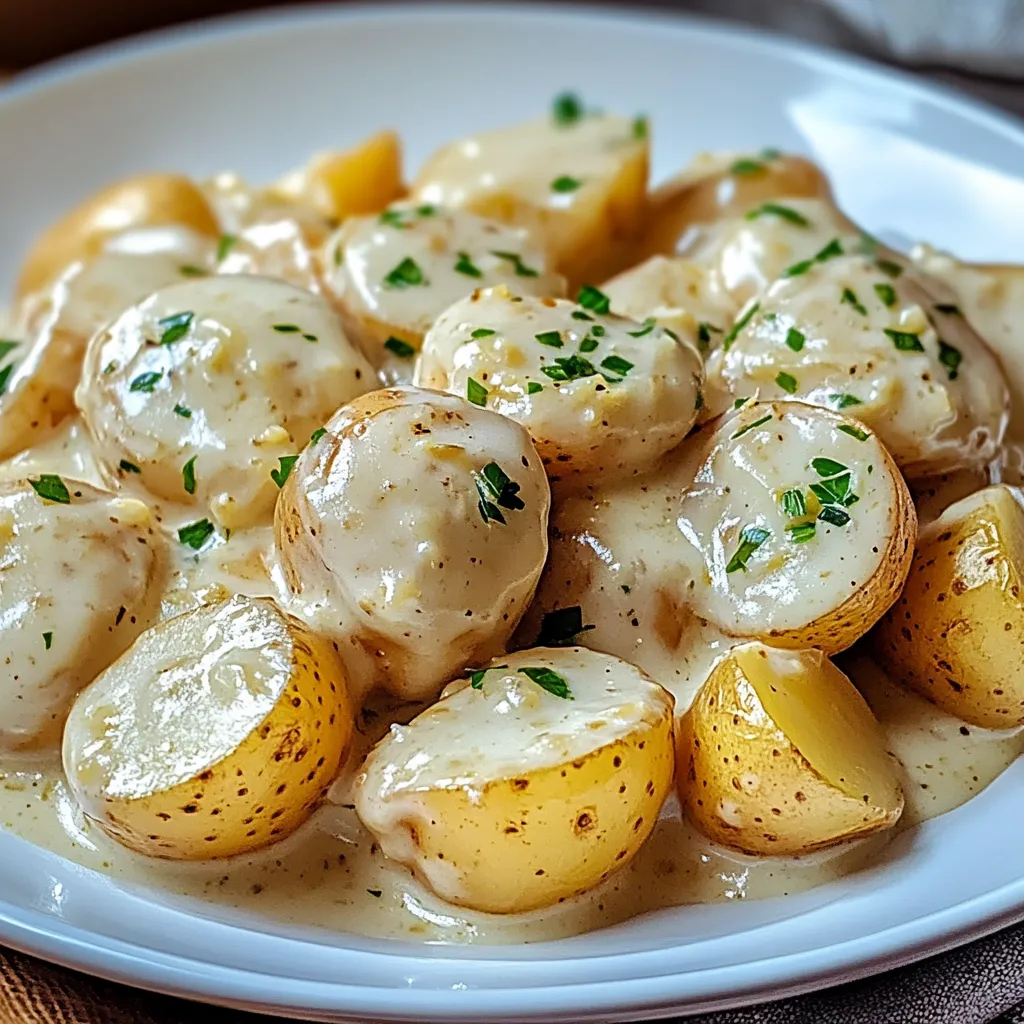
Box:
[275,387,551,702]
[416,288,704,487]
[0,479,163,751]
[708,253,1010,477]
[76,274,375,528]
[680,643,903,856]
[874,485,1024,728]
[355,647,675,913]
[301,131,405,221]
[63,595,352,859]
[412,113,648,287]
[677,401,914,653]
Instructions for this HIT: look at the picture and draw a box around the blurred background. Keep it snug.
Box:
[1,0,1023,115]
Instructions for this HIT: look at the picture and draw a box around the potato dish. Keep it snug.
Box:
[2,95,1023,944]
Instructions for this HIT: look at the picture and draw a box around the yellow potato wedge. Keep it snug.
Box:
[355,647,675,913]
[874,484,1024,728]
[303,131,405,221]
[679,642,904,855]
[63,595,353,860]
[16,174,219,299]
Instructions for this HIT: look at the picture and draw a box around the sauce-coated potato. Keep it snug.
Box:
[0,479,164,751]
[63,595,353,859]
[275,387,551,701]
[76,274,375,528]
[874,485,1024,728]
[413,112,648,287]
[355,646,675,913]
[678,401,915,654]
[416,287,703,488]
[679,642,904,855]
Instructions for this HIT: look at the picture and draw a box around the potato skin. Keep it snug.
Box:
[679,650,903,856]
[873,484,1024,728]
[63,600,353,860]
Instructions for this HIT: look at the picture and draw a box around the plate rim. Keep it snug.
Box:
[2,4,1024,1020]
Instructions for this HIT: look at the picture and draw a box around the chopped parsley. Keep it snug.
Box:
[811,457,848,478]
[723,302,760,350]
[730,158,767,176]
[129,371,162,393]
[938,340,963,380]
[535,330,564,349]
[536,606,595,647]
[178,518,215,551]
[174,403,193,418]
[697,322,721,350]
[272,323,301,333]
[571,310,593,322]
[841,288,867,316]
[43,632,53,650]
[632,115,649,139]
[527,381,543,395]
[0,340,17,362]
[383,257,426,289]
[934,302,962,316]
[518,666,573,699]
[310,427,328,445]
[181,456,198,495]
[384,336,417,358]
[471,328,496,339]
[453,251,483,278]
[876,258,903,278]
[579,336,599,353]
[119,459,141,474]
[576,284,611,315]
[551,176,583,193]
[601,354,634,378]
[103,361,117,375]
[884,328,925,352]
[787,522,817,544]
[552,92,583,126]
[179,264,207,277]
[216,234,237,261]
[474,461,525,526]
[271,455,298,489]
[628,318,656,338]
[818,505,851,527]
[837,423,871,442]
[0,362,14,396]
[811,474,855,508]
[785,327,806,352]
[470,665,509,689]
[726,525,771,573]
[781,489,807,518]
[775,371,798,394]
[29,475,71,504]
[783,238,844,278]
[874,283,897,308]
[379,206,435,229]
[491,251,539,277]
[829,392,863,409]
[541,354,597,382]
[745,202,810,227]
[466,377,488,406]
[158,311,194,345]
[730,412,773,440]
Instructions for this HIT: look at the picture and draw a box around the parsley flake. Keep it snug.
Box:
[783,238,844,278]
[535,330,564,349]
[811,457,848,477]
[841,288,867,316]
[601,354,634,378]
[541,355,597,382]
[552,92,583,126]
[216,235,237,261]
[788,522,817,544]
[527,382,543,395]
[726,525,771,573]
[272,323,301,334]
[474,461,525,526]
[174,404,192,419]
[781,489,806,518]
[43,631,53,650]
[158,311,194,345]
[874,283,897,308]
[178,518,215,551]
[723,302,760,350]
[551,176,583,193]
[384,336,417,358]
[876,258,903,278]
[571,310,594,322]
[829,393,863,409]
[470,665,509,690]
[536,606,595,647]
[466,377,488,407]
[785,327,806,352]
[730,412,773,440]
[310,427,328,444]
[628,318,656,338]
[730,158,766,176]
[775,370,798,394]
[884,328,925,352]
[0,363,14,396]
[576,285,611,315]
[271,455,298,489]
[491,251,539,277]
[454,251,483,278]
[745,202,810,227]
[129,371,162,393]
[471,328,496,339]
[518,666,573,699]
[179,264,207,277]
[938,340,963,380]
[579,336,599,353]
[818,505,852,527]
[383,257,426,289]
[632,115,649,139]
[30,475,71,504]
[837,423,871,441]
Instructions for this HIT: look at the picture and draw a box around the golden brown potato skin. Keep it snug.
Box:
[16,174,219,298]
[874,485,1024,729]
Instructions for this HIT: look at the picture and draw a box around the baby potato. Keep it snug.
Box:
[0,231,216,461]
[17,174,219,299]
[62,595,353,860]
[322,203,564,383]
[679,641,903,856]
[275,387,551,702]
[639,150,834,260]
[874,485,1024,728]
[216,218,324,295]
[0,477,164,751]
[677,401,915,654]
[76,274,375,529]
[416,287,704,488]
[412,111,648,287]
[708,253,1010,478]
[355,646,675,913]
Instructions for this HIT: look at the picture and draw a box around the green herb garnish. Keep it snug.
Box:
[632,115,649,139]
[730,412,773,440]
[541,355,597,382]
[29,475,71,504]
[42,631,53,650]
[726,525,771,573]
[783,238,844,278]
[628,318,656,338]
[776,371,798,394]
[811,457,848,477]
[471,328,496,339]
[829,393,863,409]
[466,377,488,406]
[698,322,721,350]
[781,489,807,518]
[576,284,611,315]
[841,288,867,316]
[310,427,328,445]
[518,666,573,699]
[474,460,525,526]
[876,258,903,278]
[470,665,509,690]
[129,371,162,393]
[536,605,595,647]
[384,336,417,358]
[527,382,543,395]
[491,251,539,277]
[784,327,805,352]
[884,328,925,352]
[579,336,599,353]
[174,403,193,418]
[272,323,301,334]
[383,257,426,289]
[874,283,897,308]
[551,176,582,193]
[723,302,760,350]
[938,340,962,379]
[158,311,194,345]
[178,518,215,550]
[271,455,298,489]
[181,455,198,495]
[838,424,870,441]
[787,522,817,544]
[454,251,483,278]
[216,235,237,261]
[535,330,564,349]
[552,92,583,126]
[745,202,810,227]
[818,505,851,527]
[601,354,634,378]
[179,265,207,277]
[730,158,766,176]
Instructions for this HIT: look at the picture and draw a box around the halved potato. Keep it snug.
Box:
[275,387,551,702]
[16,174,219,299]
[639,150,833,260]
[216,217,324,295]
[873,484,1024,728]
[355,646,675,913]
[677,400,915,654]
[416,287,704,487]
[707,252,1010,477]
[412,111,648,287]
[323,202,563,383]
[0,478,164,751]
[63,595,353,860]
[76,274,374,529]
[678,642,903,855]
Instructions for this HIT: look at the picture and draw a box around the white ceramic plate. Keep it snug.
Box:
[2,5,1024,1021]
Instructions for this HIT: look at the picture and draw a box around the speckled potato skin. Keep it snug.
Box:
[65,612,353,861]
[373,714,675,914]
[679,655,903,856]
[762,436,916,656]
[873,485,1024,728]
